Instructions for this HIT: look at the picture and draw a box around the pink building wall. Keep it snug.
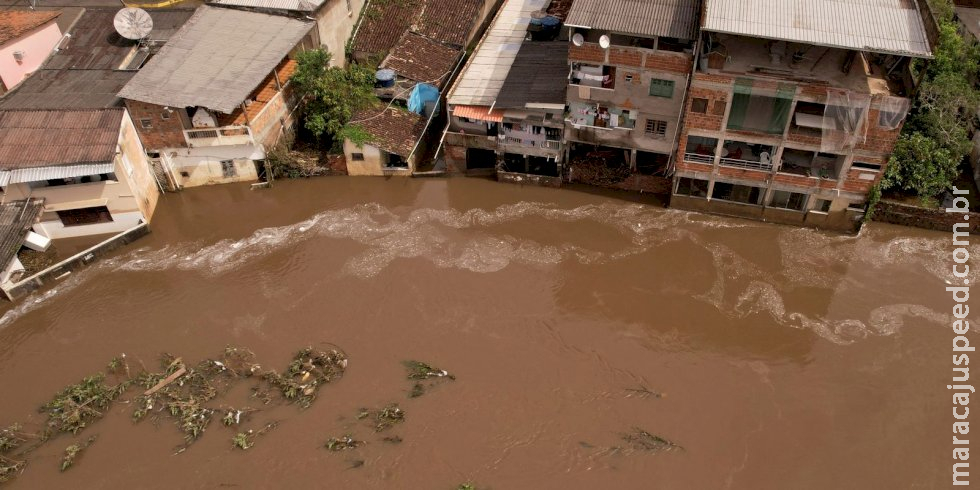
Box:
[0,21,60,92]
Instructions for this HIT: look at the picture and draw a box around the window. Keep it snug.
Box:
[457,116,475,124]
[727,80,794,134]
[571,63,615,89]
[139,118,152,129]
[649,79,674,98]
[769,190,807,211]
[351,153,365,161]
[691,98,709,114]
[386,154,408,168]
[711,182,764,205]
[644,119,667,138]
[851,161,882,172]
[220,160,236,178]
[712,100,727,116]
[160,111,171,120]
[813,199,832,213]
[57,206,113,227]
[624,74,634,83]
[675,177,709,198]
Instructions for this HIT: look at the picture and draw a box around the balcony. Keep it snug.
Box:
[570,63,615,90]
[778,149,842,180]
[683,135,719,165]
[567,102,635,130]
[719,140,774,171]
[184,126,255,148]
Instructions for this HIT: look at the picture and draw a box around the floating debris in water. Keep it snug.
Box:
[625,386,664,399]
[60,436,96,471]
[232,422,279,450]
[42,374,130,434]
[264,347,348,408]
[325,434,362,451]
[622,428,682,453]
[382,435,402,444]
[403,360,454,380]
[0,424,27,453]
[457,483,476,490]
[0,456,24,483]
[221,408,256,426]
[403,360,454,398]
[358,404,405,432]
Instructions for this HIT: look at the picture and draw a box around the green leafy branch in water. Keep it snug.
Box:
[263,347,348,409]
[325,434,363,451]
[60,436,97,472]
[0,455,25,484]
[42,374,130,434]
[357,403,405,432]
[403,360,455,398]
[231,422,279,451]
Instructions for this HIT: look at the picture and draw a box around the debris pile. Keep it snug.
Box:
[569,150,631,187]
[61,436,96,472]
[231,422,279,450]
[43,373,130,434]
[264,347,348,408]
[622,428,682,453]
[403,360,454,398]
[325,434,363,451]
[358,403,405,432]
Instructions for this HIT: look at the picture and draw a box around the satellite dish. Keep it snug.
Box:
[114,8,153,40]
[599,35,611,49]
[572,33,584,47]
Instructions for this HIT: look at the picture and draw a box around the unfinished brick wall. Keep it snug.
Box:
[855,108,903,154]
[569,44,604,63]
[684,87,728,131]
[124,100,187,150]
[717,166,768,182]
[643,52,692,75]
[608,48,642,67]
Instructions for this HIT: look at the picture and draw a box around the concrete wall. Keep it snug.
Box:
[566,43,692,155]
[343,140,415,176]
[0,21,60,92]
[166,144,264,187]
[670,194,862,232]
[315,0,365,68]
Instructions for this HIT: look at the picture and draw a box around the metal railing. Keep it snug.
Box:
[183,126,254,147]
[719,157,773,171]
[683,152,714,164]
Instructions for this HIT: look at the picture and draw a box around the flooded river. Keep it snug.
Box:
[0,178,972,488]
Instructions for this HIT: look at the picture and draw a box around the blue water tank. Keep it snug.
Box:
[376,69,396,88]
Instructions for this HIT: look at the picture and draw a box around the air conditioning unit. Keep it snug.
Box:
[12,51,24,63]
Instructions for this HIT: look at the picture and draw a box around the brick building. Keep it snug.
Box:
[562,0,700,192]
[118,6,315,187]
[671,0,934,231]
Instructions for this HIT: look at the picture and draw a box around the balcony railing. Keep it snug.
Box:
[719,157,773,172]
[683,152,714,165]
[184,126,254,148]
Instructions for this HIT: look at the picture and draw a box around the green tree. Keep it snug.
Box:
[291,49,379,143]
[881,2,980,200]
[883,132,960,198]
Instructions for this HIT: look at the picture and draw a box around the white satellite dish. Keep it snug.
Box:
[113,8,153,41]
[598,35,611,49]
[572,33,584,47]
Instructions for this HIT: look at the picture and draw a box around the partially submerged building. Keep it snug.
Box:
[118,6,315,187]
[0,109,160,239]
[207,0,364,67]
[443,0,557,176]
[562,0,700,192]
[0,10,61,94]
[672,0,933,231]
[342,0,491,175]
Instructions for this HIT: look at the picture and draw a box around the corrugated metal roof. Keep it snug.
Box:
[0,109,123,170]
[703,0,933,57]
[447,0,550,107]
[565,0,700,39]
[208,0,324,12]
[0,163,117,186]
[117,6,313,114]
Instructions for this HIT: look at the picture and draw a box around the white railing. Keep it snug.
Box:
[719,157,773,171]
[184,126,254,148]
[683,152,714,164]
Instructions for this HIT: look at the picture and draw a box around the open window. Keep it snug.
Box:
[570,63,615,89]
[726,79,794,135]
[57,206,113,227]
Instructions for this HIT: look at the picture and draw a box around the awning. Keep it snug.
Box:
[452,105,505,123]
[0,163,116,186]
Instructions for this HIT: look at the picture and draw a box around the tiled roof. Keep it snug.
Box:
[351,0,481,57]
[703,0,932,57]
[0,109,123,169]
[0,10,60,46]
[118,6,313,114]
[381,32,460,85]
[352,106,427,158]
[565,0,700,40]
[451,104,504,122]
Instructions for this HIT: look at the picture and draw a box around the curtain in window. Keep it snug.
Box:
[767,83,796,134]
[726,78,754,131]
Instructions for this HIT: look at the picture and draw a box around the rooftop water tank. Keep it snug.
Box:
[376,69,396,88]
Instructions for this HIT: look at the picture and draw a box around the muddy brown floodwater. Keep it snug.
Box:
[0,178,974,489]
